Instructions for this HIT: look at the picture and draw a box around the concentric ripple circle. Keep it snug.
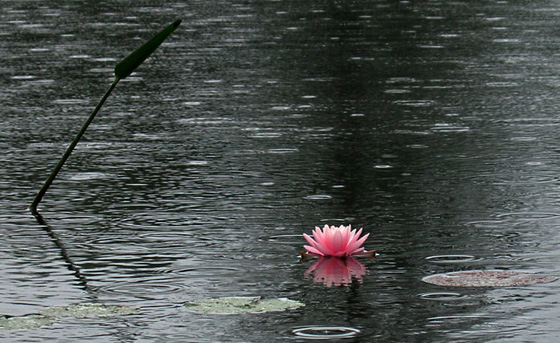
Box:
[292,326,360,339]
[426,255,476,264]
[419,292,466,301]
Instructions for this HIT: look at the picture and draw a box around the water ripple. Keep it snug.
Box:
[292,326,361,339]
[419,292,466,301]
[496,212,560,221]
[97,278,188,300]
[426,255,478,264]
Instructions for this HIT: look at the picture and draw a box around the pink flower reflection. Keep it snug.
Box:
[304,256,367,287]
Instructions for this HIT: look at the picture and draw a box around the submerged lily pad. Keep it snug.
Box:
[41,303,139,318]
[184,296,304,314]
[422,270,557,287]
[0,315,54,330]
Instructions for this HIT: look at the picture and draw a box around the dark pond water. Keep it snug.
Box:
[2,0,560,341]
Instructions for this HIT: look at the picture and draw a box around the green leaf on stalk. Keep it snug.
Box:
[114,19,181,80]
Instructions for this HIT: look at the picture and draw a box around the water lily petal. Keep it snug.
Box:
[345,233,369,255]
[331,230,345,253]
[314,239,335,255]
[303,225,373,257]
[346,228,358,246]
[353,228,363,241]
[333,250,348,257]
[304,245,324,256]
[303,233,333,255]
[340,225,351,247]
[346,227,362,246]
[320,225,333,246]
[303,233,318,247]
[312,227,328,246]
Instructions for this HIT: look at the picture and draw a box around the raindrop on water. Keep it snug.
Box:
[419,292,465,301]
[425,255,477,264]
[292,326,361,339]
[304,195,333,200]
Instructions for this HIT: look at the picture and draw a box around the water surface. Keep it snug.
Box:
[2,0,560,342]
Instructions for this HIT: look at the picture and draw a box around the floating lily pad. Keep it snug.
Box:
[422,270,557,287]
[0,315,54,330]
[0,304,138,331]
[184,296,305,314]
[41,303,139,318]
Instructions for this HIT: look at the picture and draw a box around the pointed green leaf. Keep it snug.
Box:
[114,19,181,79]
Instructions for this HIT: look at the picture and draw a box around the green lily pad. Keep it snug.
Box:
[0,315,55,330]
[0,303,138,331]
[422,270,557,287]
[41,303,139,318]
[184,296,305,314]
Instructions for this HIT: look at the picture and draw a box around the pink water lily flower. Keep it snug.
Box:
[303,225,375,257]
